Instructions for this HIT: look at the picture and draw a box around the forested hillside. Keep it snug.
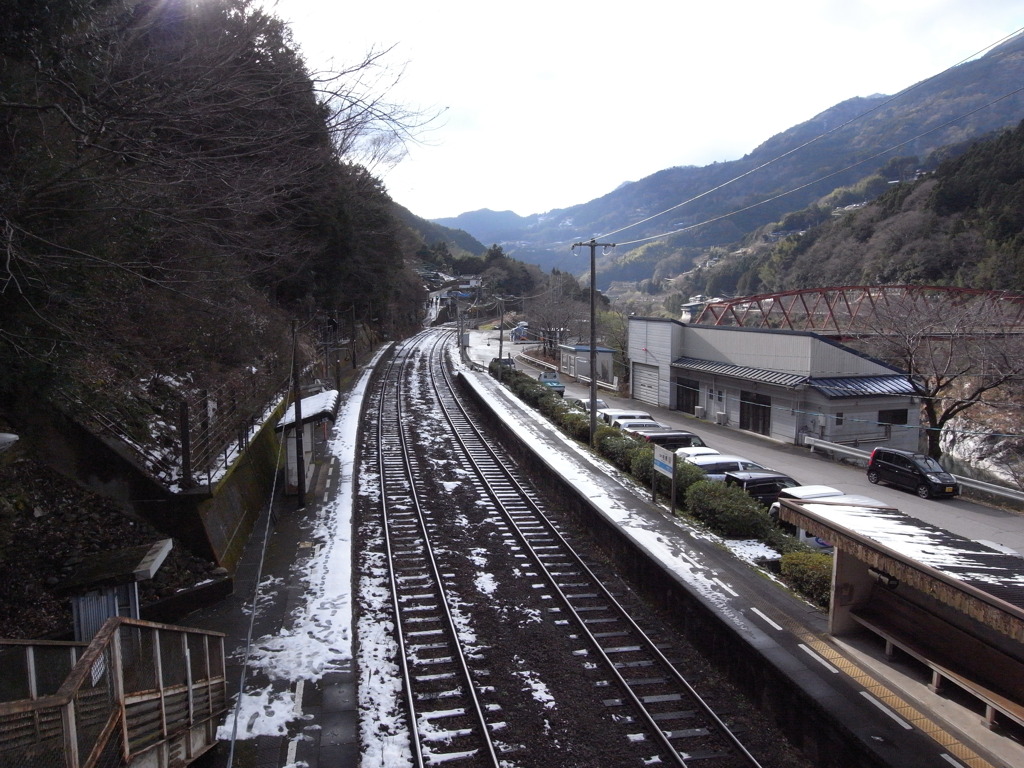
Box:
[0,0,436,436]
[683,118,1024,301]
[437,31,1024,288]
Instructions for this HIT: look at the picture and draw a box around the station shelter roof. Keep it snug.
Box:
[779,498,1024,643]
[672,356,914,398]
[276,389,339,431]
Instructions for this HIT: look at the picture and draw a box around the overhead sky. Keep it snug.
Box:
[261,1,1024,221]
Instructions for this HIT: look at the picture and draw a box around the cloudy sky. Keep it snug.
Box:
[262,1,1023,220]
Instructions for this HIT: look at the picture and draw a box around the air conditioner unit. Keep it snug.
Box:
[715,411,727,425]
[694,406,705,419]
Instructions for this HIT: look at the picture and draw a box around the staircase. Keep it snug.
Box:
[0,617,227,768]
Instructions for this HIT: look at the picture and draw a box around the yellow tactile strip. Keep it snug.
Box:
[786,619,996,768]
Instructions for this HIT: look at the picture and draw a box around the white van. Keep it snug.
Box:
[597,408,652,426]
[769,485,888,551]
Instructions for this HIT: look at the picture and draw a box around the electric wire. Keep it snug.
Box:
[590,26,1024,246]
[613,85,1024,248]
[224,372,292,768]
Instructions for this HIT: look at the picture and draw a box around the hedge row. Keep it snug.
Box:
[485,363,834,606]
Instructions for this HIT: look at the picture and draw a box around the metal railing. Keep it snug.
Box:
[0,618,227,768]
[803,436,1024,506]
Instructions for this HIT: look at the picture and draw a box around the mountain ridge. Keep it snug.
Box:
[433,32,1024,285]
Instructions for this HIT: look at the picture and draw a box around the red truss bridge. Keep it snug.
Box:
[692,285,1024,338]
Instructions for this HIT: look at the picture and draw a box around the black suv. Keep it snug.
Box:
[724,471,800,506]
[866,447,960,499]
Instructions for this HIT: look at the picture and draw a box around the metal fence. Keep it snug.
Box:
[62,361,292,491]
[803,436,1024,506]
[178,371,291,489]
[0,618,227,768]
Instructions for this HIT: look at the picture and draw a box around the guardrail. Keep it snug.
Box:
[517,352,617,391]
[0,617,226,768]
[803,436,1024,506]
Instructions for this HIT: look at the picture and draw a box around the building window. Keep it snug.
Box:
[835,412,844,427]
[740,391,771,436]
[878,409,908,425]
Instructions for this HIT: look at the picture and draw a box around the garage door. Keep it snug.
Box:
[633,363,659,406]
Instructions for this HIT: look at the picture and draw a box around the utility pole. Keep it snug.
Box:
[571,239,615,448]
[291,321,306,510]
[349,304,358,369]
[497,296,505,383]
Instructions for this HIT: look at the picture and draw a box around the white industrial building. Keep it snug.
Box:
[627,317,921,451]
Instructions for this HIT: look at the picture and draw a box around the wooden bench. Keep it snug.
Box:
[850,585,1024,731]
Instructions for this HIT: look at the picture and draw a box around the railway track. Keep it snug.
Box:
[366,327,765,767]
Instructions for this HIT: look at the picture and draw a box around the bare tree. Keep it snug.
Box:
[524,277,588,358]
[1,0,432,379]
[849,289,1024,458]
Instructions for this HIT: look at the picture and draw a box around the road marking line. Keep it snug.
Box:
[286,679,306,764]
[713,578,738,596]
[798,643,840,673]
[860,691,913,729]
[750,607,782,630]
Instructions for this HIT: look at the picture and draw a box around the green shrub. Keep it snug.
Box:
[594,425,641,472]
[763,525,811,556]
[780,552,834,607]
[555,406,591,443]
[674,460,709,498]
[685,481,771,538]
[630,443,655,485]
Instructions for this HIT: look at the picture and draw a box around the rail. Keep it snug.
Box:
[0,617,227,768]
[438,336,761,766]
[803,436,1024,506]
[376,331,500,766]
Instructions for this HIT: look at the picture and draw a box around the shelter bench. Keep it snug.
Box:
[850,586,1024,731]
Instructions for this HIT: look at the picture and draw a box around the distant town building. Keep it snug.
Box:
[628,317,919,451]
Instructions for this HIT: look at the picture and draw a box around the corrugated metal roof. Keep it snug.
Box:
[795,501,1024,612]
[809,375,915,399]
[560,344,616,352]
[671,356,806,388]
[671,357,915,399]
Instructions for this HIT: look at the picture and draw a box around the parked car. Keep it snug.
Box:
[724,470,800,506]
[612,419,665,431]
[490,356,516,370]
[683,453,769,481]
[536,371,565,396]
[768,485,889,551]
[597,408,653,425]
[675,446,720,459]
[629,428,708,451]
[565,397,608,413]
[866,447,960,498]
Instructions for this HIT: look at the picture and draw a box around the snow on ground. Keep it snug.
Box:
[220,340,786,755]
[218,348,386,744]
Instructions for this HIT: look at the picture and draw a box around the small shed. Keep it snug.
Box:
[60,539,173,641]
[276,389,339,495]
[559,343,617,387]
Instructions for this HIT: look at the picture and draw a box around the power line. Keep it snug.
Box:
[614,85,1024,248]
[590,27,1024,247]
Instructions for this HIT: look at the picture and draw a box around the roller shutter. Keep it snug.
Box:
[633,363,659,406]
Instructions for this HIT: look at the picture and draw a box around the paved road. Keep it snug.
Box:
[478,331,1024,553]
[463,333,1024,768]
